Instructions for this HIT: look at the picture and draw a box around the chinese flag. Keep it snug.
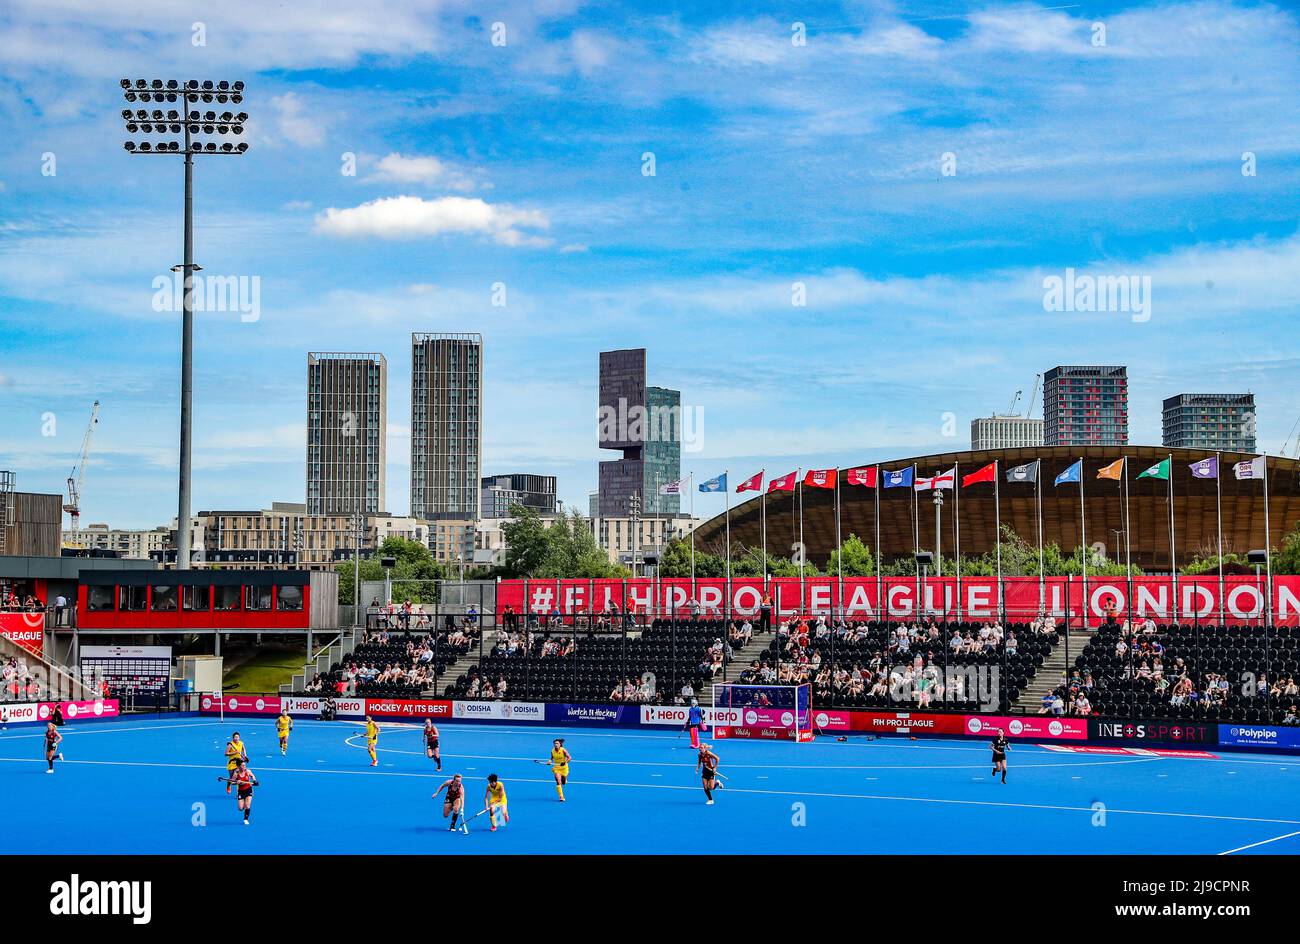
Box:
[845,466,877,488]
[803,468,837,489]
[736,471,764,492]
[1097,459,1124,481]
[767,470,798,492]
[961,462,997,487]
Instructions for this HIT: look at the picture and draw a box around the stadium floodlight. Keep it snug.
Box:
[119,78,250,571]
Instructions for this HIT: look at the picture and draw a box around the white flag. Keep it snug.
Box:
[914,467,956,491]
[1233,456,1266,480]
[659,477,688,495]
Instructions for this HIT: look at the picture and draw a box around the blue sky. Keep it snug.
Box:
[1,0,1298,528]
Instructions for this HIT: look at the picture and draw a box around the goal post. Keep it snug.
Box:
[710,682,815,742]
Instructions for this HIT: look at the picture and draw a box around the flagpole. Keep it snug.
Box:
[689,472,696,585]
[1264,453,1273,629]
[994,460,1003,624]
[761,488,767,579]
[874,463,882,611]
[1080,458,1088,628]
[1036,459,1044,611]
[1123,456,1133,626]
[726,470,733,580]
[798,476,805,583]
[1167,453,1177,623]
[954,461,962,623]
[912,462,920,601]
[835,471,843,623]
[1215,451,1223,626]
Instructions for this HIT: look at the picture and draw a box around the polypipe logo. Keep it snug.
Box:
[1230,727,1277,742]
[50,874,151,924]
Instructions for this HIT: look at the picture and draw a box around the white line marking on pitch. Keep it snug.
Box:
[1218,830,1300,855]
[4,755,1293,828]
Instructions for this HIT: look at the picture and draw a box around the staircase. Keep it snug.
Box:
[1013,628,1095,711]
[428,627,498,697]
[722,621,777,682]
[1,635,96,701]
[280,627,360,695]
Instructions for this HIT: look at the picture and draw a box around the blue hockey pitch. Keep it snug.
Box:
[4,715,1299,854]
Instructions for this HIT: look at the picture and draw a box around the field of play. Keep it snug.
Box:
[5,716,1299,854]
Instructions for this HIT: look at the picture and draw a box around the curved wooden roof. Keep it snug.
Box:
[690,447,1300,570]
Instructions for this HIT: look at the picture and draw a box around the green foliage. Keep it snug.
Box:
[1274,521,1300,576]
[499,504,626,579]
[825,534,874,577]
[335,537,445,604]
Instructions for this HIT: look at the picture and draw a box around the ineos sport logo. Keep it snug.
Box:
[50,874,151,924]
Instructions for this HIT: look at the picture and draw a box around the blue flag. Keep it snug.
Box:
[698,473,727,493]
[1054,460,1082,486]
[882,467,914,489]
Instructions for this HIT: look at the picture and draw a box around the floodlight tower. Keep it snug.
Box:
[119,78,249,569]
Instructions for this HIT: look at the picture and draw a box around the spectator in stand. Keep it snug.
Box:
[1073,692,1091,716]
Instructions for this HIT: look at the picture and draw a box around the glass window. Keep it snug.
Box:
[278,585,303,611]
[183,586,211,611]
[215,585,242,611]
[247,585,273,611]
[122,585,148,611]
[87,585,116,611]
[152,585,179,611]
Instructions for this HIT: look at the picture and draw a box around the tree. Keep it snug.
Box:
[826,534,874,577]
[335,537,445,604]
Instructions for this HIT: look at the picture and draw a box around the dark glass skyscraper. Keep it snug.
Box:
[1162,393,1256,452]
[597,348,681,518]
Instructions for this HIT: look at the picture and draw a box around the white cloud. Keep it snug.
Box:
[370,152,478,191]
[314,195,551,245]
[267,92,325,148]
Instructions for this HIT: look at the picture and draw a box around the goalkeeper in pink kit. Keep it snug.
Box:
[684,700,705,748]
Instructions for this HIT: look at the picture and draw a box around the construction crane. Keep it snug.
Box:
[1025,373,1041,417]
[1006,389,1022,415]
[63,400,100,530]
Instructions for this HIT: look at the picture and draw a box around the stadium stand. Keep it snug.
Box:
[1060,619,1300,723]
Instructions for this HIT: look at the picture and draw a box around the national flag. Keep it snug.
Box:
[882,467,914,489]
[767,470,798,493]
[962,462,997,487]
[1137,458,1170,481]
[845,466,878,488]
[1189,457,1219,479]
[1097,458,1125,481]
[698,473,727,493]
[1005,461,1039,484]
[736,471,764,492]
[1234,456,1266,480]
[914,467,956,491]
[1055,460,1082,486]
[804,468,837,489]
[658,477,688,495]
